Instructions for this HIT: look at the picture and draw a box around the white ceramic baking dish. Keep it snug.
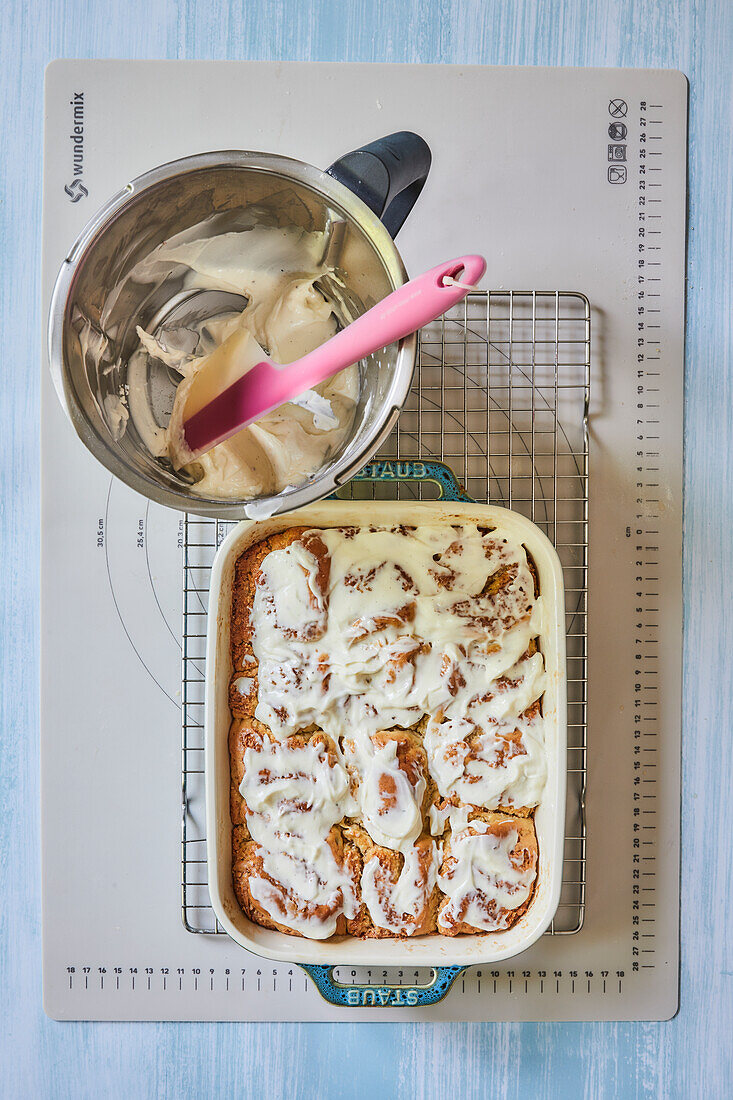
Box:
[205,463,567,1006]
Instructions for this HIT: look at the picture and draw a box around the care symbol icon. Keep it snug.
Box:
[608,165,627,184]
[609,122,627,140]
[608,144,627,161]
[609,98,628,117]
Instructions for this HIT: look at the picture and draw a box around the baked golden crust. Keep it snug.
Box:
[228,718,270,826]
[437,811,538,936]
[232,823,250,863]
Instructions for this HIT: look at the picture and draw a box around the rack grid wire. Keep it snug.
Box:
[181,290,590,940]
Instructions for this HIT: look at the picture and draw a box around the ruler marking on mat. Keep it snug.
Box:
[630,95,664,967]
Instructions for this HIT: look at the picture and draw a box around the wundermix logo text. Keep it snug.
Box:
[64,92,88,202]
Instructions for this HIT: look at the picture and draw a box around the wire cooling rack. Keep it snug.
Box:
[181,290,590,937]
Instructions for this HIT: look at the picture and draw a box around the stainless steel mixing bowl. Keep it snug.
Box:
[48,134,431,517]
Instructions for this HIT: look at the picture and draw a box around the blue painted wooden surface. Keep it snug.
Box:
[2,0,731,1096]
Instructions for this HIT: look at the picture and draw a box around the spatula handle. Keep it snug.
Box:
[288,254,486,394]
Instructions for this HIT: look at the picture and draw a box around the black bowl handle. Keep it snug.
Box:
[326,131,431,239]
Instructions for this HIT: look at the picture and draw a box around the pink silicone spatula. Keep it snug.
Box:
[182,254,487,457]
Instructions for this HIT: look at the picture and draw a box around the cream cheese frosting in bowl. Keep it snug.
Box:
[126,222,360,503]
[49,140,430,517]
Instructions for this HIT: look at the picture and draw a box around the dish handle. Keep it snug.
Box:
[301,964,466,1007]
[334,458,475,503]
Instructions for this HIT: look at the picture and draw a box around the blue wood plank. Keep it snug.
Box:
[2,0,732,1096]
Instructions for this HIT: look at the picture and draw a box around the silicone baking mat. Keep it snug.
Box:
[41,61,686,1020]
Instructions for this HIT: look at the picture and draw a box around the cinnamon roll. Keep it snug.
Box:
[344,824,440,938]
[231,726,359,938]
[341,728,431,852]
[437,812,538,935]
